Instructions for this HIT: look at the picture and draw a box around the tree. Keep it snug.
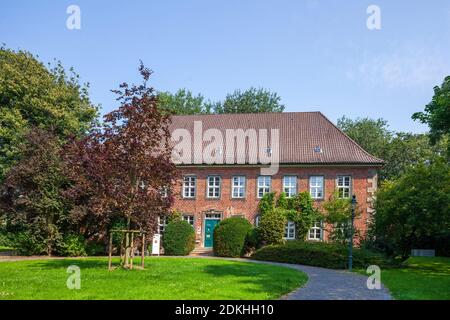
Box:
[412,76,450,145]
[337,116,391,160]
[64,63,178,266]
[214,87,284,114]
[337,116,445,181]
[322,192,361,244]
[373,157,450,259]
[0,128,70,255]
[0,47,98,180]
[157,89,212,115]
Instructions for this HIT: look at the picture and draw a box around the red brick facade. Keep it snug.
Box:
[172,165,378,247]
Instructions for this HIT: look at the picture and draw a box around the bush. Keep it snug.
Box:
[57,234,87,257]
[213,217,253,257]
[244,228,261,253]
[86,241,105,256]
[258,208,286,245]
[252,240,391,269]
[14,231,47,256]
[163,220,195,255]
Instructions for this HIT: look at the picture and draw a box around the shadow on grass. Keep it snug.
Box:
[202,262,305,297]
[26,258,110,270]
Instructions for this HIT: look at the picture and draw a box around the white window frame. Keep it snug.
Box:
[337,176,351,199]
[158,216,168,234]
[232,176,246,198]
[308,221,322,241]
[309,176,324,199]
[206,175,221,199]
[182,215,195,227]
[284,221,296,240]
[283,176,297,198]
[183,175,196,199]
[257,176,271,198]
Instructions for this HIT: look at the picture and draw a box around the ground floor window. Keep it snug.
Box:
[183,215,195,227]
[158,217,168,234]
[205,213,221,219]
[308,221,322,240]
[284,221,296,240]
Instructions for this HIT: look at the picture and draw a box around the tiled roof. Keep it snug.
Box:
[169,112,384,165]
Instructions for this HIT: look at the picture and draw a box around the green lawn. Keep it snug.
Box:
[368,256,450,300]
[0,257,307,300]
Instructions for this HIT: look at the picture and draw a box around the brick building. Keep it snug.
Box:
[166,112,383,249]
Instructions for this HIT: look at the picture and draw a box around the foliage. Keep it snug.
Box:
[157,89,212,115]
[0,257,307,300]
[412,76,450,147]
[288,192,321,240]
[0,129,70,255]
[338,116,391,158]
[57,233,87,257]
[373,157,450,259]
[253,240,390,269]
[214,87,284,114]
[213,217,253,257]
[258,192,276,216]
[64,63,178,239]
[322,192,361,244]
[162,220,195,255]
[338,116,448,181]
[258,208,287,245]
[0,47,98,180]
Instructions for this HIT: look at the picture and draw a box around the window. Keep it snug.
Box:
[308,221,322,240]
[283,176,297,197]
[284,221,296,240]
[183,215,194,227]
[207,176,221,198]
[160,186,169,198]
[232,176,246,198]
[337,176,351,198]
[309,176,324,199]
[183,176,196,198]
[158,217,168,234]
[255,215,260,227]
[257,176,271,198]
[205,213,221,219]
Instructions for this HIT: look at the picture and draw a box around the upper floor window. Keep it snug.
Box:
[308,221,322,240]
[257,176,271,198]
[207,176,221,198]
[232,176,246,198]
[337,176,351,198]
[183,215,195,227]
[309,176,324,199]
[183,175,196,198]
[283,176,297,198]
[160,186,169,198]
[284,221,296,240]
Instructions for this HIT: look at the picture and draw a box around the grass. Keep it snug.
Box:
[0,257,307,300]
[359,256,450,300]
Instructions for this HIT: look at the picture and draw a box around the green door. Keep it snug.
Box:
[204,219,220,248]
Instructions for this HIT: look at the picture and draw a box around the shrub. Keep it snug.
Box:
[213,217,253,257]
[244,227,261,253]
[258,208,286,245]
[86,241,105,256]
[163,220,195,255]
[57,234,87,257]
[14,231,46,256]
[252,240,391,269]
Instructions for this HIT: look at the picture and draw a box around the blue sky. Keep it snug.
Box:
[1,0,449,133]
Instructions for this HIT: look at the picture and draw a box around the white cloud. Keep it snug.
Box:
[347,49,449,89]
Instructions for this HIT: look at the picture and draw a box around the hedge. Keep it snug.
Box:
[252,240,391,269]
[213,217,253,257]
[163,220,195,255]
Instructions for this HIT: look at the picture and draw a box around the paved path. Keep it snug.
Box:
[258,261,392,300]
[186,256,392,300]
[0,254,392,300]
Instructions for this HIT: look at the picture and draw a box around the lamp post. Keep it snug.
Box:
[348,194,357,272]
